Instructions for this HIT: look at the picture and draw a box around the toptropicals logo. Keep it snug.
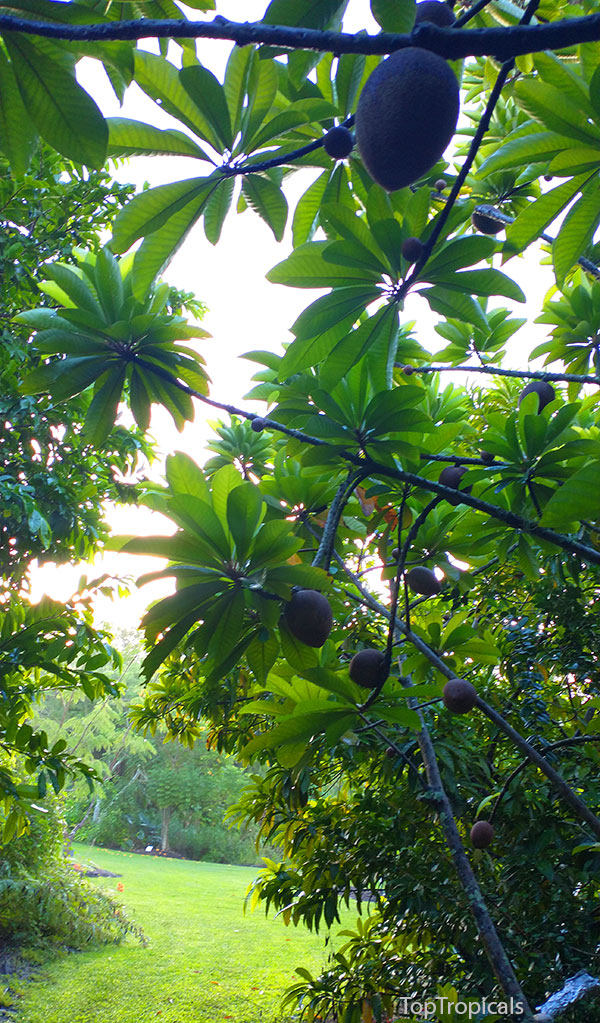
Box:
[394,995,526,1019]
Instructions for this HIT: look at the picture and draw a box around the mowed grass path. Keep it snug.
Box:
[16,844,345,1023]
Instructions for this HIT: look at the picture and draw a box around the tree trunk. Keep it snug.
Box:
[161,807,172,852]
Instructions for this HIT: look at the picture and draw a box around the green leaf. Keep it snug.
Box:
[507,175,589,253]
[262,0,348,29]
[553,178,600,286]
[130,180,219,298]
[4,33,107,168]
[242,175,288,242]
[370,0,415,32]
[227,482,265,562]
[112,176,215,254]
[279,619,320,671]
[133,50,222,149]
[246,632,279,685]
[223,46,254,139]
[82,368,127,445]
[0,47,37,176]
[478,128,571,176]
[292,171,331,246]
[424,235,497,275]
[107,117,208,159]
[435,269,525,303]
[422,286,489,332]
[94,248,124,322]
[204,176,235,245]
[242,58,279,151]
[515,79,600,146]
[179,64,233,151]
[268,241,381,288]
[166,452,211,502]
[540,461,600,528]
[321,305,398,388]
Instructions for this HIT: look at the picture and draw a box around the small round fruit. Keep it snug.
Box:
[355,47,460,192]
[406,566,441,597]
[480,450,495,465]
[385,746,396,759]
[414,0,456,26]
[285,589,333,648]
[402,236,425,263]
[439,465,469,490]
[251,417,266,432]
[471,211,504,235]
[391,547,400,560]
[518,380,555,413]
[435,178,447,192]
[323,125,354,160]
[470,820,495,849]
[349,649,388,688]
[442,678,477,714]
[403,364,415,376]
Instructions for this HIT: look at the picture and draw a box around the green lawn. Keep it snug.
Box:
[14,843,348,1023]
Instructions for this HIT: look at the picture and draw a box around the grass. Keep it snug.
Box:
[12,843,347,1023]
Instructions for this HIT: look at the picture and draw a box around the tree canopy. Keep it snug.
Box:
[3,1,600,1020]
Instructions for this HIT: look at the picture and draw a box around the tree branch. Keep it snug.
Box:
[409,364,600,385]
[2,14,600,62]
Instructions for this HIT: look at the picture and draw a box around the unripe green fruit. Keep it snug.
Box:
[402,236,425,263]
[518,380,555,413]
[251,418,266,432]
[414,0,456,26]
[355,47,460,191]
[442,678,477,714]
[285,590,332,648]
[470,820,495,849]
[471,211,504,235]
[349,649,388,688]
[406,566,441,597]
[323,125,354,159]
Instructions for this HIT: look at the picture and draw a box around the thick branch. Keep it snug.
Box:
[1,15,600,62]
[410,364,600,385]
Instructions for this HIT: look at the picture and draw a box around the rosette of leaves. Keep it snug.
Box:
[17,247,210,444]
[115,453,328,681]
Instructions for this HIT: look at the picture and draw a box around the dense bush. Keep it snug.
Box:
[0,790,141,949]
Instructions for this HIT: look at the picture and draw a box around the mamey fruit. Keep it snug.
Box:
[439,465,469,490]
[406,566,441,596]
[414,0,456,26]
[402,236,425,263]
[403,364,415,375]
[471,211,503,235]
[470,820,495,848]
[435,178,447,191]
[386,746,396,759]
[251,417,266,432]
[323,125,354,159]
[285,589,333,647]
[355,48,460,191]
[480,450,495,465]
[442,678,477,713]
[518,380,555,413]
[391,547,400,560]
[349,649,388,688]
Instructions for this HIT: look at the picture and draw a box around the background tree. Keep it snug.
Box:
[4,1,600,1021]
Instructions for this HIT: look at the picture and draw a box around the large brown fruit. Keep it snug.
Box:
[414,0,456,26]
[439,465,469,490]
[471,211,504,235]
[323,125,354,159]
[355,48,460,192]
[349,649,388,688]
[285,589,332,648]
[442,678,477,714]
[470,820,495,849]
[518,380,555,413]
[406,566,441,596]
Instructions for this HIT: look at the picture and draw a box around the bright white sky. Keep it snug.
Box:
[28,1,553,630]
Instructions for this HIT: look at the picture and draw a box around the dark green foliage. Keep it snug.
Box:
[355,48,460,191]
